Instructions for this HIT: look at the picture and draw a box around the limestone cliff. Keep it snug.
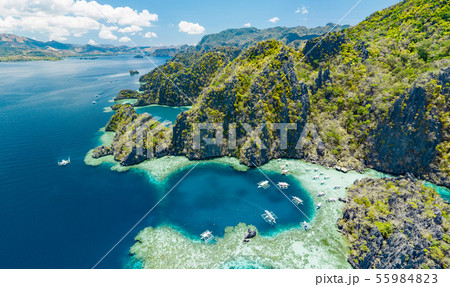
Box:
[338,177,450,269]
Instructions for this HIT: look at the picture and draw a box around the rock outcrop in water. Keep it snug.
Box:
[101,104,172,165]
[92,145,113,158]
[338,177,450,269]
[114,89,140,101]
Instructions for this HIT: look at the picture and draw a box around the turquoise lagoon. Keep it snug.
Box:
[1,55,449,269]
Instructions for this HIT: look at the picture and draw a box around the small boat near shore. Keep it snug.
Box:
[277,182,289,189]
[261,210,278,224]
[292,196,304,205]
[200,230,214,243]
[303,221,308,231]
[257,180,270,189]
[316,202,322,210]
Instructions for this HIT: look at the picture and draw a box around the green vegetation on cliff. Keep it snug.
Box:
[136,47,241,106]
[98,0,449,187]
[338,177,450,269]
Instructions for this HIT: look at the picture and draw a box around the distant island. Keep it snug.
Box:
[0,33,186,62]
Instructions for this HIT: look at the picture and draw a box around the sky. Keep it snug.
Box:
[0,0,402,47]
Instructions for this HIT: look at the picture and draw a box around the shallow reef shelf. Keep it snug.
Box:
[129,159,383,269]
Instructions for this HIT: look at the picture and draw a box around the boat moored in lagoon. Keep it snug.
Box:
[200,230,214,243]
[281,169,290,175]
[291,196,304,205]
[257,180,270,189]
[261,210,278,224]
[277,182,289,189]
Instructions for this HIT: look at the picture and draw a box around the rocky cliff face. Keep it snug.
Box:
[303,33,347,67]
[102,104,172,166]
[93,0,449,188]
[171,41,310,166]
[135,47,241,106]
[369,68,449,187]
[338,177,450,269]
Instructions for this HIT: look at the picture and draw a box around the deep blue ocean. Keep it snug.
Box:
[0,55,314,269]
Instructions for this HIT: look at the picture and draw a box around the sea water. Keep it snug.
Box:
[0,55,314,268]
[1,55,448,269]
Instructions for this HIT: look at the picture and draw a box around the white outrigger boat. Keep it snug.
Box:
[200,230,214,243]
[327,198,337,202]
[281,169,290,175]
[324,176,330,179]
[317,192,325,197]
[261,210,278,224]
[334,185,341,189]
[291,196,304,205]
[314,168,319,172]
[92,100,97,104]
[316,202,322,210]
[313,175,320,180]
[257,180,270,189]
[58,158,71,166]
[277,182,289,189]
[320,180,326,185]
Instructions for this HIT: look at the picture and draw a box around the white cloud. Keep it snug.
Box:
[98,24,117,40]
[269,17,279,23]
[0,0,158,41]
[144,31,157,38]
[243,23,251,28]
[295,6,308,14]
[88,39,96,45]
[0,16,18,33]
[118,25,142,33]
[178,21,205,35]
[119,36,131,43]
[72,1,158,26]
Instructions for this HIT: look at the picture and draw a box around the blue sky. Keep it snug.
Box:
[0,0,402,46]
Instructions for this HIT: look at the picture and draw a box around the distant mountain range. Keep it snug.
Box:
[197,23,350,49]
[0,33,184,62]
[0,24,349,62]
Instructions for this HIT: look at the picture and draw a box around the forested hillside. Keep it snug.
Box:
[96,0,449,187]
